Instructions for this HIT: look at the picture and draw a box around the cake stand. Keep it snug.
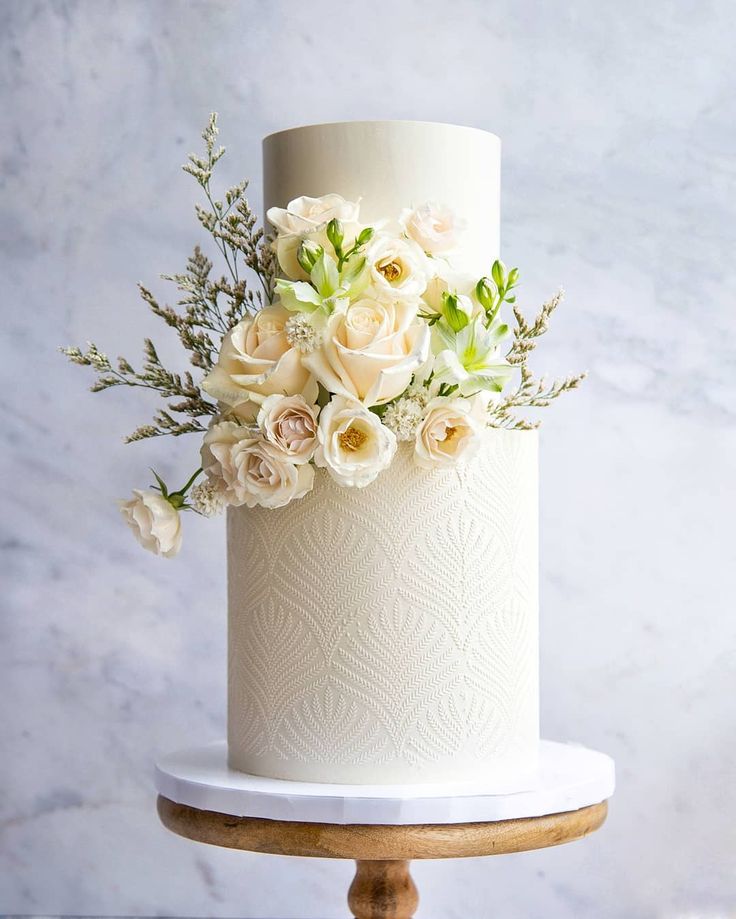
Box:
[156,740,614,919]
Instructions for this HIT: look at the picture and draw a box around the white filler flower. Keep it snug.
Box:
[315,395,397,487]
[119,490,182,558]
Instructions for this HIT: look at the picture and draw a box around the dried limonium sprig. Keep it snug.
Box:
[62,113,273,444]
[486,285,587,430]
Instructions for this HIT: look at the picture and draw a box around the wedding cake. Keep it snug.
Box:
[228,122,537,786]
[65,117,584,790]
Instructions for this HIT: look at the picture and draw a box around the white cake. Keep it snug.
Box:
[226,121,540,787]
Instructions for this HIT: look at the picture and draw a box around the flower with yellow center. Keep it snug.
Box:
[315,395,397,488]
[365,234,430,301]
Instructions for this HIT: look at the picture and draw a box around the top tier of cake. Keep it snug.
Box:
[263,120,500,275]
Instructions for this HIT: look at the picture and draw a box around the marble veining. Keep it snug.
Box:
[2,1,735,917]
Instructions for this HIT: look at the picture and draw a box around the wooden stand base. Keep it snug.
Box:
[158,795,609,919]
[348,859,419,919]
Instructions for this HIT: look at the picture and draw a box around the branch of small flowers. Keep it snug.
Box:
[506,289,564,365]
[60,340,218,442]
[488,362,587,429]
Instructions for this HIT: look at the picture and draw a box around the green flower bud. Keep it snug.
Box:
[475,277,496,311]
[357,226,375,246]
[441,291,469,333]
[326,218,344,252]
[297,239,323,274]
[491,259,507,290]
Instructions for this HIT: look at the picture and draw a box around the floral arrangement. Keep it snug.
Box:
[63,115,584,558]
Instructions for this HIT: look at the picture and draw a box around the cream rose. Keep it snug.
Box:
[422,260,479,317]
[257,394,319,464]
[315,395,397,487]
[201,303,318,421]
[400,202,464,255]
[302,297,430,406]
[365,235,431,301]
[201,420,313,509]
[119,490,182,558]
[267,194,361,281]
[414,394,489,469]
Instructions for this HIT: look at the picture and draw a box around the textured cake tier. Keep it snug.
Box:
[227,429,539,785]
[263,120,500,275]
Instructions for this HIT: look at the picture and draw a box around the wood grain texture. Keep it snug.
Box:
[157,796,608,860]
[348,860,419,919]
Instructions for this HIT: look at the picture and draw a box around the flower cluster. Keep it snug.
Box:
[63,116,584,558]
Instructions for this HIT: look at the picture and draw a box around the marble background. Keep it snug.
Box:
[2,0,735,916]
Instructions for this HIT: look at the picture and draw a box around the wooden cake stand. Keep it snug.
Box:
[156,740,614,919]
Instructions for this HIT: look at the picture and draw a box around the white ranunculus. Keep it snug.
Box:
[365,235,431,301]
[267,194,362,281]
[257,393,319,464]
[201,303,318,421]
[119,490,182,558]
[315,395,397,487]
[414,394,489,469]
[201,420,314,509]
[400,202,465,255]
[302,297,430,406]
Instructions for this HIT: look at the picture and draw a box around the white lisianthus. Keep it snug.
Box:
[315,395,397,487]
[119,490,182,558]
[303,297,430,406]
[414,393,489,469]
[267,194,362,281]
[432,315,513,396]
[201,303,318,421]
[201,420,314,509]
[399,202,465,255]
[365,235,431,301]
[257,394,319,464]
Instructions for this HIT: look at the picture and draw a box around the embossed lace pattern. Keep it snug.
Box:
[227,429,539,783]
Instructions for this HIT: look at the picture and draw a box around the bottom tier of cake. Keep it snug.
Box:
[227,428,539,787]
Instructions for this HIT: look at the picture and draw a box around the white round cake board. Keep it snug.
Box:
[155,740,615,826]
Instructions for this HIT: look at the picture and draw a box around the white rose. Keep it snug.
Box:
[422,259,479,317]
[267,194,361,236]
[201,420,314,509]
[365,235,431,301]
[267,194,362,281]
[400,202,465,255]
[303,297,430,406]
[119,490,182,558]
[201,303,318,421]
[414,394,489,469]
[315,395,397,487]
[257,394,319,464]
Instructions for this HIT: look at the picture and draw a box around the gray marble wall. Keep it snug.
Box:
[2,0,735,916]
